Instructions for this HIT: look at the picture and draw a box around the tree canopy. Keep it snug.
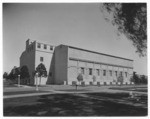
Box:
[77,73,83,82]
[20,65,30,79]
[36,63,47,77]
[3,72,8,79]
[8,66,20,80]
[101,3,147,56]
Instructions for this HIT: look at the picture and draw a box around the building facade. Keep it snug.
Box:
[20,39,55,85]
[20,39,134,85]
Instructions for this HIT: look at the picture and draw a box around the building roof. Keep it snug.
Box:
[60,44,133,61]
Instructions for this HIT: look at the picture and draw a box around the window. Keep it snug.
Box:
[37,43,41,48]
[120,71,123,76]
[115,71,117,77]
[44,44,47,49]
[109,70,112,76]
[40,57,43,62]
[103,70,106,76]
[125,72,127,77]
[96,69,100,76]
[50,46,53,50]
[89,68,92,75]
[81,67,84,74]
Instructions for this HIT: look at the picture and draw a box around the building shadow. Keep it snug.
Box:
[46,51,55,85]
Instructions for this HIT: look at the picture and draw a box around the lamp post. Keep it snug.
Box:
[35,72,39,91]
[18,75,20,87]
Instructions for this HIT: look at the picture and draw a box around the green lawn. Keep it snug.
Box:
[4,92,147,116]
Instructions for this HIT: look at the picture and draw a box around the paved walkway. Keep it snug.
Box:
[3,85,147,99]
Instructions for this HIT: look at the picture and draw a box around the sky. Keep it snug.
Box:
[3,3,147,75]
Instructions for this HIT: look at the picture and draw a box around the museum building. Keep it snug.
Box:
[20,39,134,85]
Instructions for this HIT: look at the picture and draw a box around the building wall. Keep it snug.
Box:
[20,40,36,84]
[20,40,134,85]
[54,45,68,84]
[34,41,55,85]
[67,47,133,85]
[68,47,133,68]
[20,39,55,85]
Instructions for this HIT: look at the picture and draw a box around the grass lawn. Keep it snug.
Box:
[4,92,147,116]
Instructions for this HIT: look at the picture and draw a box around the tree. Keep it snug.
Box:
[117,74,124,85]
[3,72,8,80]
[77,73,83,85]
[35,63,47,85]
[20,65,30,79]
[92,75,96,83]
[101,3,147,56]
[8,66,20,81]
[130,72,141,84]
[140,75,147,84]
[20,65,30,84]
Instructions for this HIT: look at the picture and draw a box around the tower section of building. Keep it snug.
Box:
[20,39,55,85]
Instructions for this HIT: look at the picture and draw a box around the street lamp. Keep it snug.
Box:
[18,75,20,87]
[35,72,39,91]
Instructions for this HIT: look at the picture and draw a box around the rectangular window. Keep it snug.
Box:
[115,71,117,77]
[40,57,43,62]
[109,70,112,76]
[89,68,92,75]
[37,43,41,48]
[50,46,53,50]
[96,69,100,76]
[81,67,84,74]
[120,71,123,76]
[103,70,106,76]
[125,72,127,77]
[44,44,47,49]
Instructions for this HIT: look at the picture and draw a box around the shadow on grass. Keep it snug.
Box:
[4,92,147,116]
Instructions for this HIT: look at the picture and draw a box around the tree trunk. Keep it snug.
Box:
[40,76,41,85]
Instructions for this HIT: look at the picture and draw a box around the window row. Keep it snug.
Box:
[80,67,128,77]
[37,43,53,51]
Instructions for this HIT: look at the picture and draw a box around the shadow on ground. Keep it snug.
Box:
[4,92,147,116]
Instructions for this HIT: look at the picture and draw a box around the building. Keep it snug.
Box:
[20,39,134,85]
[20,39,55,85]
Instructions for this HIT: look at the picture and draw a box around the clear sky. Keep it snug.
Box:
[3,3,147,75]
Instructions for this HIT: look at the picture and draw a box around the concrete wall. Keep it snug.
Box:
[54,45,68,84]
[67,47,133,85]
[68,47,133,68]
[35,41,55,85]
[20,40,36,84]
[20,39,55,85]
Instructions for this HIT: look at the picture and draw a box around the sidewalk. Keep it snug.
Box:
[3,85,147,99]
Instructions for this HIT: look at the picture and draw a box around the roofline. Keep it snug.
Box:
[60,44,133,61]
